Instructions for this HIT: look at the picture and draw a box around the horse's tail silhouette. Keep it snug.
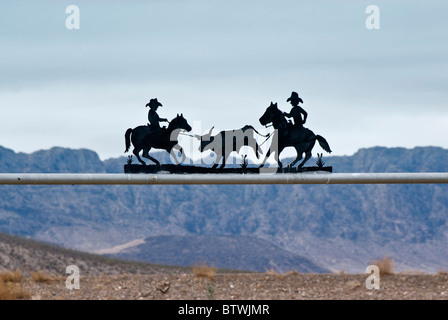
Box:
[125,128,133,153]
[316,135,332,154]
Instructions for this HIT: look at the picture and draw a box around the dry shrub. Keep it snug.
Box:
[31,271,56,283]
[265,268,299,279]
[0,270,30,300]
[264,268,284,279]
[370,257,395,275]
[192,262,217,281]
[0,282,31,300]
[264,268,280,275]
[284,270,300,277]
[0,270,23,283]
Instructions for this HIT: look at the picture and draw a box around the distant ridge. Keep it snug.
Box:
[107,235,330,273]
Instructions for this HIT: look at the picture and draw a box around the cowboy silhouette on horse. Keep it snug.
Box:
[283,91,308,129]
[125,98,192,165]
[146,98,169,131]
[259,91,331,168]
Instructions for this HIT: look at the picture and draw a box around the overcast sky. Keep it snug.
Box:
[0,0,447,161]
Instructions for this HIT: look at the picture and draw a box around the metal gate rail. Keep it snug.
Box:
[0,172,447,185]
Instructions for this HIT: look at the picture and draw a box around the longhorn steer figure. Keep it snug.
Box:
[195,125,265,169]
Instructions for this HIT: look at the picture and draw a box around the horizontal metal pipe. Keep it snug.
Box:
[0,172,447,185]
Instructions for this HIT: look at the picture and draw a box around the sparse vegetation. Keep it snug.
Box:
[0,270,23,283]
[316,153,325,167]
[0,270,30,300]
[264,268,299,279]
[240,154,248,170]
[192,262,217,280]
[207,282,215,300]
[264,268,280,276]
[0,282,31,300]
[370,257,395,275]
[31,271,57,283]
[192,262,218,299]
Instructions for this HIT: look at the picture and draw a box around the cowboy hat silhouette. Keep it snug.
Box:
[146,98,163,109]
[287,92,303,104]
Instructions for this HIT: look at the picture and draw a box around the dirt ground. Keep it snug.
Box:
[17,272,448,300]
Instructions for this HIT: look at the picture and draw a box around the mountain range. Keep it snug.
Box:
[0,144,447,273]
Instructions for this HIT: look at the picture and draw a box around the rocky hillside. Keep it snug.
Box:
[105,235,329,273]
[0,232,190,277]
[0,145,447,273]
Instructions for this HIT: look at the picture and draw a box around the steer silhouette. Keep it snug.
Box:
[194,125,266,169]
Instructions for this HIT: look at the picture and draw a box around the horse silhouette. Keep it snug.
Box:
[125,113,192,165]
[259,102,331,168]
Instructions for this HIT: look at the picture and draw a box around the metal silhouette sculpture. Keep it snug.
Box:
[194,125,266,169]
[125,111,192,166]
[259,99,332,169]
[124,93,332,173]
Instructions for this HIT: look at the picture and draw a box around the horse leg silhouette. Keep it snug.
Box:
[142,147,160,166]
[126,127,151,166]
[297,147,313,168]
[179,147,186,163]
[211,147,223,169]
[296,134,332,168]
[255,141,263,159]
[258,145,283,168]
[258,147,270,168]
[276,150,283,169]
[258,131,278,168]
[133,147,146,165]
[220,152,230,169]
[288,146,304,168]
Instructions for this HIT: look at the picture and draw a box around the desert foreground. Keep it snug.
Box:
[10,271,448,300]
